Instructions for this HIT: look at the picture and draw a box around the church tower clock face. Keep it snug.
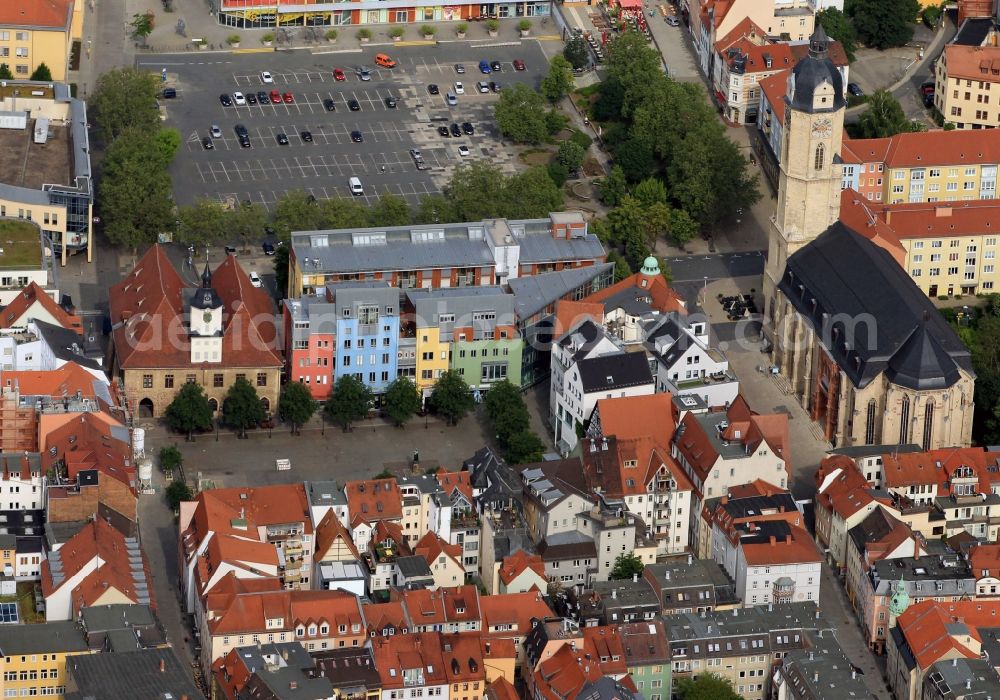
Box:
[811,118,832,138]
[203,311,213,324]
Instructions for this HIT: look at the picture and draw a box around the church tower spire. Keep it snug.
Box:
[763,26,847,328]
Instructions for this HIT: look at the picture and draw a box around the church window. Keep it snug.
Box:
[865,400,877,445]
[814,144,825,171]
[923,402,935,451]
[899,396,911,443]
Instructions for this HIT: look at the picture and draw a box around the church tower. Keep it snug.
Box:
[763,26,846,326]
[189,262,224,364]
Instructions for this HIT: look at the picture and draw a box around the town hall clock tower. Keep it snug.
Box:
[763,26,847,333]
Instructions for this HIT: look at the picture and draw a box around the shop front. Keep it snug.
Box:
[218,0,549,26]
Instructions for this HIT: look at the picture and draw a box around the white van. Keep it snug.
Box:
[349,177,364,196]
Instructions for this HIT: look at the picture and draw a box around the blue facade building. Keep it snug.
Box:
[329,282,400,396]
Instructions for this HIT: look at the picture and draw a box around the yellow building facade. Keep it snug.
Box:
[887,164,995,204]
[0,1,78,82]
[415,327,449,395]
[935,44,1000,130]
[0,621,90,699]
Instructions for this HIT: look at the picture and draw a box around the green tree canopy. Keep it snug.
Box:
[222,376,266,438]
[563,36,590,69]
[505,430,546,464]
[557,140,586,172]
[430,370,474,425]
[610,552,645,580]
[0,64,12,80]
[273,245,289,300]
[99,130,175,251]
[130,12,154,39]
[676,673,741,700]
[816,8,856,61]
[632,177,668,207]
[484,380,530,447]
[848,0,920,49]
[176,198,229,247]
[605,31,664,116]
[443,162,563,222]
[541,55,575,103]
[383,376,421,427]
[158,445,183,473]
[607,250,633,282]
[599,166,628,206]
[230,201,267,250]
[90,67,161,142]
[271,190,325,240]
[278,381,317,434]
[165,479,193,510]
[163,382,213,439]
[857,89,926,137]
[324,375,373,431]
[29,63,52,82]
[494,83,549,144]
[369,194,412,227]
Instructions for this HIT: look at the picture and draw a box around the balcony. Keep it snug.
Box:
[673,369,737,390]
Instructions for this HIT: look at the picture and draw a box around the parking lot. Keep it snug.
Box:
[149,43,549,210]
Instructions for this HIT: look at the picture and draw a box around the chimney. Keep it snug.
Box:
[769,535,776,546]
[159,659,166,673]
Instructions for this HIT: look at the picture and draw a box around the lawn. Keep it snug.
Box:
[0,220,42,269]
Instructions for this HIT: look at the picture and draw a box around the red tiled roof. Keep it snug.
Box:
[970,544,1000,579]
[1,282,81,333]
[714,16,768,52]
[582,626,629,676]
[740,524,822,566]
[552,300,605,341]
[896,600,1000,669]
[208,588,363,636]
[941,44,1000,82]
[584,270,685,316]
[2,362,106,400]
[532,643,604,700]
[440,632,487,683]
[593,393,676,450]
[882,447,997,496]
[395,585,481,627]
[0,1,73,30]
[414,531,462,568]
[436,470,473,502]
[720,39,795,74]
[212,647,255,700]
[479,591,555,636]
[498,549,547,586]
[837,190,905,264]
[345,478,403,524]
[486,677,520,700]
[40,411,134,491]
[759,69,790,126]
[314,510,360,561]
[363,601,411,634]
[372,632,447,689]
[109,245,281,370]
[841,193,1000,245]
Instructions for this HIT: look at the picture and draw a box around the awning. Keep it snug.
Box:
[618,0,643,9]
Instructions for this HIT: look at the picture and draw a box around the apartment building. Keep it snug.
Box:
[935,43,1000,129]
[645,313,739,409]
[65,648,204,700]
[0,621,90,700]
[0,1,82,81]
[663,602,822,700]
[288,211,605,297]
[843,506,922,613]
[178,484,315,613]
[772,630,873,700]
[213,642,333,700]
[643,557,739,613]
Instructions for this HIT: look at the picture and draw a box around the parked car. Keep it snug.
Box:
[276,132,289,145]
[462,122,475,135]
[920,81,936,95]
[454,81,465,94]
[446,92,457,106]
[249,271,262,288]
[334,68,346,81]
[428,84,440,95]
[256,91,270,104]
[261,71,274,83]
[301,130,313,142]
[479,60,492,74]
[490,60,502,72]
[201,136,214,150]
[450,123,461,137]
[348,99,361,111]
[385,95,397,108]
[351,130,364,142]
[665,15,680,25]
[489,81,501,93]
[847,83,864,97]
[210,125,222,138]
[161,87,177,99]
[219,93,233,106]
[233,91,247,105]
[270,89,281,103]
[513,59,526,71]
[476,81,490,94]
[224,245,238,255]
[456,63,466,74]
[283,92,294,103]
[323,98,337,112]
[924,92,935,108]
[357,67,372,81]
[458,144,470,156]
[438,125,451,137]
[262,242,276,255]
[246,93,257,105]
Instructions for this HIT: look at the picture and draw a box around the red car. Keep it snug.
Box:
[269,89,281,103]
[920,82,935,96]
[513,59,526,71]
[333,68,346,81]
[283,92,294,103]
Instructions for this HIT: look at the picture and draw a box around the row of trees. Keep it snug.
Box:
[818,0,924,59]
[483,380,546,464]
[91,67,182,252]
[164,377,267,438]
[0,63,52,81]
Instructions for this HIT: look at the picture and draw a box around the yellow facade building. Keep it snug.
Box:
[0,621,90,699]
[414,326,449,395]
[0,1,79,82]
[935,42,1000,130]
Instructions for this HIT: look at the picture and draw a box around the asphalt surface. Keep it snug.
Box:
[139,43,549,210]
[665,249,765,282]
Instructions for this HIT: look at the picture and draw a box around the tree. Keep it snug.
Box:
[29,63,52,82]
[278,381,316,434]
[608,196,646,246]
[816,8,856,61]
[484,380,530,446]
[609,552,645,580]
[667,206,699,247]
[607,250,633,282]
[505,430,546,464]
[858,89,925,137]
[90,67,160,142]
[383,376,421,427]
[165,479,193,510]
[318,197,371,230]
[633,177,668,207]
[222,376,266,438]
[163,382,213,440]
[557,140,585,172]
[273,245,290,300]
[158,445,183,473]
[324,375,373,431]
[430,370,474,425]
[0,64,12,80]
[176,198,229,247]
[641,201,672,245]
[152,127,182,167]
[599,166,627,206]
[614,136,658,182]
[504,167,565,218]
[369,194,412,227]
[414,194,456,224]
[605,31,664,116]
[676,674,741,700]
[230,201,267,251]
[99,131,175,251]
[541,56,575,103]
[494,83,549,144]
[563,36,590,69]
[443,163,563,222]
[849,0,921,49]
[130,12,154,39]
[271,190,325,239]
[593,76,625,121]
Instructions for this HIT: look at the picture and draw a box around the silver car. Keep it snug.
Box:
[446,92,458,106]
[357,67,372,81]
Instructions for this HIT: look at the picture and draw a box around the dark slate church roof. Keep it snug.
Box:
[778,222,972,390]
[788,26,846,114]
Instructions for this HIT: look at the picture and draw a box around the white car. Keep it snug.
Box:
[458,144,470,157]
[476,81,490,94]
[446,92,458,106]
[261,71,274,84]
[210,125,222,138]
[454,82,465,95]
[249,271,262,288]
[233,91,247,106]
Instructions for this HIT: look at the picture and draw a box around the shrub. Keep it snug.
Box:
[420,24,436,36]
[226,34,241,45]
[457,22,469,33]
[569,129,593,150]
[356,28,372,40]
[390,26,405,37]
[486,19,500,31]
[548,161,569,187]
[325,29,338,40]
[518,19,532,31]
[261,31,275,42]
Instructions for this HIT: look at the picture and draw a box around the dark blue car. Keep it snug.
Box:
[479,60,491,74]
